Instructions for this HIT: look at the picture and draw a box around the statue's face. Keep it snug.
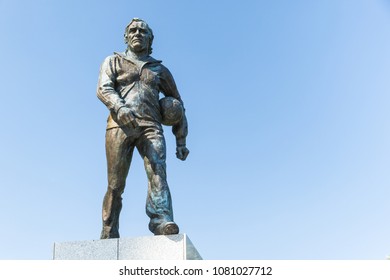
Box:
[127,21,151,53]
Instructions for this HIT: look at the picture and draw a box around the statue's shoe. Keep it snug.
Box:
[163,222,179,235]
[154,222,179,235]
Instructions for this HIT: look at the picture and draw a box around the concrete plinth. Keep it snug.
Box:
[53,234,202,260]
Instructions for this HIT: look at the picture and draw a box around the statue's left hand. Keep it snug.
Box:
[176,146,189,161]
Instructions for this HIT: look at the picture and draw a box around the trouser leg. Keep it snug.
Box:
[137,127,177,234]
[101,128,134,239]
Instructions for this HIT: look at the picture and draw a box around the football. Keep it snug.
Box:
[159,97,184,126]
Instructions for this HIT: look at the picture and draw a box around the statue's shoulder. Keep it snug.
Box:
[100,53,120,65]
[144,56,164,68]
[107,52,125,62]
[103,52,131,62]
[113,52,125,58]
[147,55,163,63]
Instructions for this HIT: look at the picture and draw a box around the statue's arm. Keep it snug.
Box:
[172,115,189,160]
[97,56,126,114]
[160,66,189,161]
[97,56,137,127]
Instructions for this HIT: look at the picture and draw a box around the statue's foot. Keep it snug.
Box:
[163,222,179,235]
[154,222,179,235]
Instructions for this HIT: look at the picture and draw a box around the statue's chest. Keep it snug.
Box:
[116,61,160,88]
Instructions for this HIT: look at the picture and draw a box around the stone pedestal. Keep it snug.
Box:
[53,234,202,260]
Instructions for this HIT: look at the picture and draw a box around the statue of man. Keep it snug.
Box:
[97,18,189,238]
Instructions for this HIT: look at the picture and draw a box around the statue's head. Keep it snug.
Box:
[124,18,154,55]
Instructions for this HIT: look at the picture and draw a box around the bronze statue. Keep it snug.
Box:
[97,18,189,238]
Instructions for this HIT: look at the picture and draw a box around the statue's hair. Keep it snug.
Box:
[124,18,154,55]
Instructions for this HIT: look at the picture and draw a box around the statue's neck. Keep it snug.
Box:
[125,48,149,61]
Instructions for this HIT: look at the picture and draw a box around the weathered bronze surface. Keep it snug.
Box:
[97,18,189,238]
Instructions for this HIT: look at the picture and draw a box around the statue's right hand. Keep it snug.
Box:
[117,106,138,128]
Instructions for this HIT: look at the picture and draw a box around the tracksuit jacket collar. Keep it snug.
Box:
[114,51,162,65]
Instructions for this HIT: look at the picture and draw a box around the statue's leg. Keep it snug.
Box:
[136,126,179,235]
[101,128,134,239]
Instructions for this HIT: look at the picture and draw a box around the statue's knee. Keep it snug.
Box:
[151,168,168,188]
[145,159,166,174]
[152,161,167,173]
[107,181,125,195]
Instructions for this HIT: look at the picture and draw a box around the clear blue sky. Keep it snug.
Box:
[1,0,390,260]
